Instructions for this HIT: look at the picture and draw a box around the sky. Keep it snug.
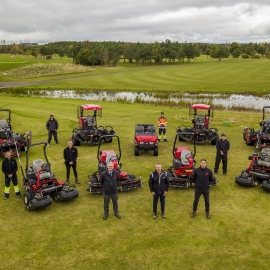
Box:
[1,0,270,44]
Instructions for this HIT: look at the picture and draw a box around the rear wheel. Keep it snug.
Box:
[134,146,139,156]
[72,135,80,146]
[211,134,219,145]
[154,146,158,156]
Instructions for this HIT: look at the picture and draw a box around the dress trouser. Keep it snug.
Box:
[48,130,58,143]
[65,162,78,178]
[104,193,118,215]
[153,193,165,214]
[214,154,228,173]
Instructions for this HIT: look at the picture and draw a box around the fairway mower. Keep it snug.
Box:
[235,147,270,191]
[134,124,159,156]
[243,106,270,149]
[72,104,115,146]
[88,135,142,193]
[167,132,218,188]
[23,142,79,210]
[176,104,219,145]
[0,108,32,156]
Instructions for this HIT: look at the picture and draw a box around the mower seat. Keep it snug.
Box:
[32,159,51,180]
[85,115,95,129]
[0,120,8,132]
[136,125,144,134]
[180,150,191,165]
[258,148,270,167]
[105,153,118,165]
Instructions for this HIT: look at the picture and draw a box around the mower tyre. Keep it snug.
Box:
[154,146,158,156]
[235,175,255,186]
[134,146,139,156]
[72,135,80,146]
[261,180,270,191]
[211,134,219,145]
[24,191,33,206]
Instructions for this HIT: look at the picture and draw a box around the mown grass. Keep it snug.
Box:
[1,54,270,95]
[1,95,270,270]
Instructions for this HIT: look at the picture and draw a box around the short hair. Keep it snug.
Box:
[200,159,207,163]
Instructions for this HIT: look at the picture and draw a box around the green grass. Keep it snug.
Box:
[1,54,270,95]
[1,95,270,270]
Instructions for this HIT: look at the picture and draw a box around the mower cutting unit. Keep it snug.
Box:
[88,135,142,194]
[0,108,32,156]
[167,132,218,188]
[243,106,270,149]
[23,142,79,210]
[235,148,270,191]
[72,104,115,146]
[176,104,219,145]
[134,124,158,156]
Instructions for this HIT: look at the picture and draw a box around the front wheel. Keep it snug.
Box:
[72,135,80,146]
[154,146,158,156]
[24,191,33,206]
[134,146,139,156]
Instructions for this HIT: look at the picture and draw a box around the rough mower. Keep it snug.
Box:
[0,108,32,156]
[235,147,270,191]
[176,104,219,145]
[23,142,79,210]
[72,104,115,146]
[134,124,159,156]
[167,132,218,188]
[243,106,270,149]
[88,135,142,193]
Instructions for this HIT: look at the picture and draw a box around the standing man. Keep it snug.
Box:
[63,141,80,184]
[191,159,214,219]
[158,112,168,142]
[2,152,21,200]
[214,133,230,175]
[46,114,59,145]
[148,163,169,219]
[100,162,121,220]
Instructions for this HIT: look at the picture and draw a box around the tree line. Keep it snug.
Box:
[1,40,270,66]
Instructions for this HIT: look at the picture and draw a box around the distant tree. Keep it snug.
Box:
[244,42,255,56]
[184,43,196,63]
[123,43,135,63]
[57,47,65,59]
[31,49,38,58]
[210,45,229,61]
[10,43,20,54]
[230,42,242,59]
[256,44,266,57]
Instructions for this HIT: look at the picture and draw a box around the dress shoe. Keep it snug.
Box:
[190,211,196,218]
[103,214,108,220]
[162,213,166,218]
[153,213,157,219]
[115,213,121,219]
[206,212,211,219]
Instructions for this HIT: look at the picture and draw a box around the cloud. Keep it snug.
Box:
[0,0,270,44]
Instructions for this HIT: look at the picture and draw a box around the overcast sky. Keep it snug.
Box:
[1,0,270,44]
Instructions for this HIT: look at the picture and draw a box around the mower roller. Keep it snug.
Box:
[88,135,142,194]
[23,142,79,210]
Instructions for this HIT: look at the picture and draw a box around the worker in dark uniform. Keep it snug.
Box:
[46,114,59,145]
[214,133,230,175]
[2,151,21,200]
[63,141,80,184]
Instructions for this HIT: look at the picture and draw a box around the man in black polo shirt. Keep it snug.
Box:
[190,159,214,219]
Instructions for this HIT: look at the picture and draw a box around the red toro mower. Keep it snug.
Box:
[176,104,219,145]
[88,135,142,193]
[0,108,32,156]
[167,132,218,188]
[235,147,270,191]
[243,106,270,149]
[23,142,79,210]
[72,104,115,146]
[134,124,159,156]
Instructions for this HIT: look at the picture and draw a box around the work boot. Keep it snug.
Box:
[153,213,157,219]
[162,213,166,218]
[206,212,211,219]
[164,139,168,142]
[75,177,81,184]
[65,178,70,185]
[190,211,196,218]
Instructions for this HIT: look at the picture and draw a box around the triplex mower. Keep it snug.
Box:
[176,104,219,145]
[23,142,79,210]
[167,132,218,188]
[134,124,159,156]
[72,104,115,146]
[243,106,270,149]
[0,108,32,156]
[235,147,270,191]
[88,135,142,193]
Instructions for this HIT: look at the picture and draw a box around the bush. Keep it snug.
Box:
[251,54,261,59]
[242,54,249,59]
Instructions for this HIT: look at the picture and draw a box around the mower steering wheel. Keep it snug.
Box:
[109,156,118,162]
[185,153,192,160]
[260,152,268,159]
